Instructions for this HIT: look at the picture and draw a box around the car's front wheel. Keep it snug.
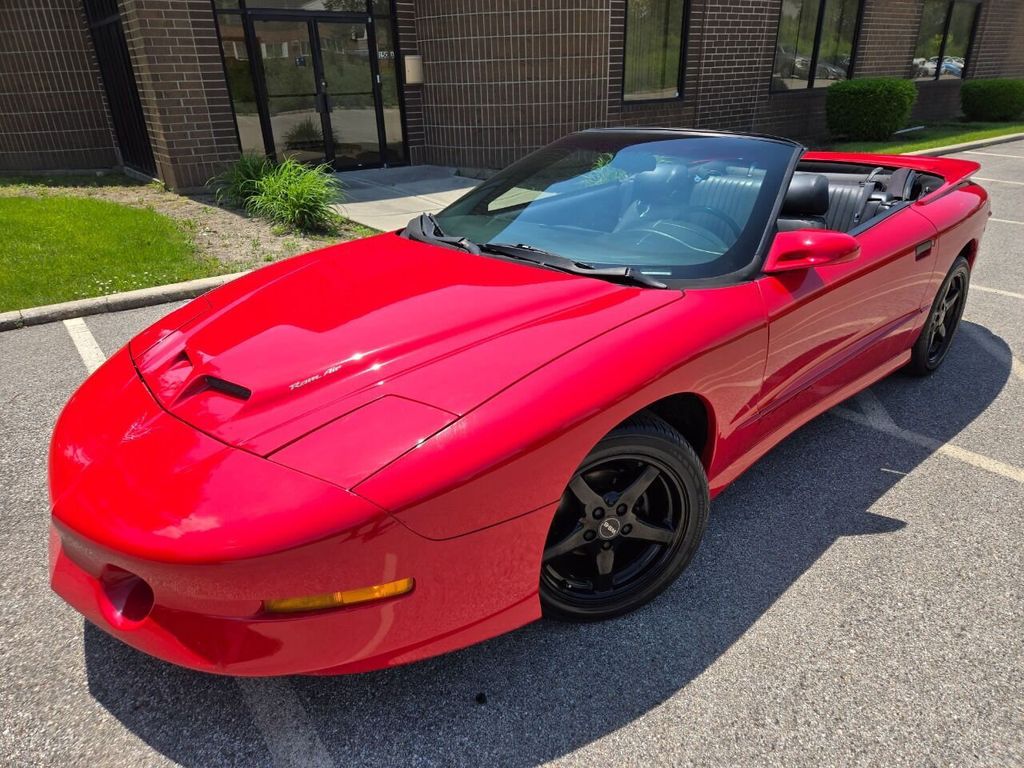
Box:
[539,414,709,621]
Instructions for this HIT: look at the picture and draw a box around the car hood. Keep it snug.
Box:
[129,233,680,455]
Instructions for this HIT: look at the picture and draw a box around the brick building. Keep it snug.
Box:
[2,0,1022,190]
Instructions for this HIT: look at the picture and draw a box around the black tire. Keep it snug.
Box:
[539,413,710,621]
[907,256,970,376]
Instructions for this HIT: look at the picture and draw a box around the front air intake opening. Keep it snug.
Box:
[99,566,155,624]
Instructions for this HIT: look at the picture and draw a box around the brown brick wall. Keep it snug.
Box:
[693,0,781,132]
[5,0,1024,179]
[412,0,611,169]
[0,0,117,172]
[119,0,239,190]
[854,0,921,78]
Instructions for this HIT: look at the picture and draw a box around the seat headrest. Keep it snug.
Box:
[782,173,829,216]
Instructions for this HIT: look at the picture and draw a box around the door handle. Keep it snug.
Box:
[915,240,933,260]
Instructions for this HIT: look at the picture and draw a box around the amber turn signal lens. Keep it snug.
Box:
[262,577,415,614]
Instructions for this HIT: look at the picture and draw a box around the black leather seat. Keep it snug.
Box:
[688,172,763,242]
[777,173,829,231]
[823,180,875,232]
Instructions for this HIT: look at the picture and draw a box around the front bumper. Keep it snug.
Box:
[48,346,550,675]
[49,508,548,676]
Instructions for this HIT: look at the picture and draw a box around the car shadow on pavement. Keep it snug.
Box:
[83,322,1012,767]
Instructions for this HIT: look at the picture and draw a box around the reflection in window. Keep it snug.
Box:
[772,0,862,91]
[242,1,377,11]
[375,22,407,165]
[813,0,858,87]
[217,17,264,155]
[914,0,978,80]
[623,0,687,102]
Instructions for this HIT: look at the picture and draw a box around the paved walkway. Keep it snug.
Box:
[333,165,480,231]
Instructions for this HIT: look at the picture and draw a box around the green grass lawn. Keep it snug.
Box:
[0,196,227,312]
[826,121,1024,154]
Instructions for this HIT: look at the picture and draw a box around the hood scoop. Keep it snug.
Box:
[173,374,252,405]
[138,336,253,422]
[204,377,252,401]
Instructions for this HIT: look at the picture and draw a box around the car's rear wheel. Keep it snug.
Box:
[908,256,970,376]
[539,414,709,621]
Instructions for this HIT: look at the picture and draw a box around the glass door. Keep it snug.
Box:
[251,19,327,164]
[237,9,406,170]
[315,20,382,169]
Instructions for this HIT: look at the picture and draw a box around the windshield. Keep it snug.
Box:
[435,131,800,281]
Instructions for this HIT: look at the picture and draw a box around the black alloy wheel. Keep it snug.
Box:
[909,256,970,375]
[540,414,709,621]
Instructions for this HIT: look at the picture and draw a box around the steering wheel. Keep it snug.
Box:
[681,206,742,240]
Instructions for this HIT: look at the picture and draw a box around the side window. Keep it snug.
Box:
[772,0,862,91]
[623,0,688,102]
[913,0,979,80]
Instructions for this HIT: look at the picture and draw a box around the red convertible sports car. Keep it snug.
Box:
[50,129,988,676]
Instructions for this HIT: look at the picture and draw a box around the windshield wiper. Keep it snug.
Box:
[402,212,480,254]
[482,242,668,289]
[401,220,667,289]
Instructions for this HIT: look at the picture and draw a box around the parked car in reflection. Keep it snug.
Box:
[914,56,965,78]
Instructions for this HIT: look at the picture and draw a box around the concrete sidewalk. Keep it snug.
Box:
[333,165,480,231]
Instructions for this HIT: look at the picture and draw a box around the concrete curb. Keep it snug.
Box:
[906,131,1024,156]
[0,271,248,332]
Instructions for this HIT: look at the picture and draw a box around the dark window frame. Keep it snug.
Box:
[620,0,691,105]
[770,0,866,93]
[913,0,981,82]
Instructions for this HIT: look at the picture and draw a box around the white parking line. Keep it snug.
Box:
[973,285,1024,300]
[61,315,335,768]
[832,393,1024,484]
[975,177,1024,186]
[964,151,1024,159]
[63,318,106,374]
[990,218,1024,226]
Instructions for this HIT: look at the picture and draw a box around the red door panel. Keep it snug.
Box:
[754,207,938,436]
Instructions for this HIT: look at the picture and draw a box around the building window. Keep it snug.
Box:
[772,0,862,91]
[623,0,687,102]
[913,0,979,80]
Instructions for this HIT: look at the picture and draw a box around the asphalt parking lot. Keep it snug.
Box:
[2,142,1023,767]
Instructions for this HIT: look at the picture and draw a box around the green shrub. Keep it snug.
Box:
[209,152,274,207]
[244,159,342,233]
[961,79,1024,121]
[826,78,918,141]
